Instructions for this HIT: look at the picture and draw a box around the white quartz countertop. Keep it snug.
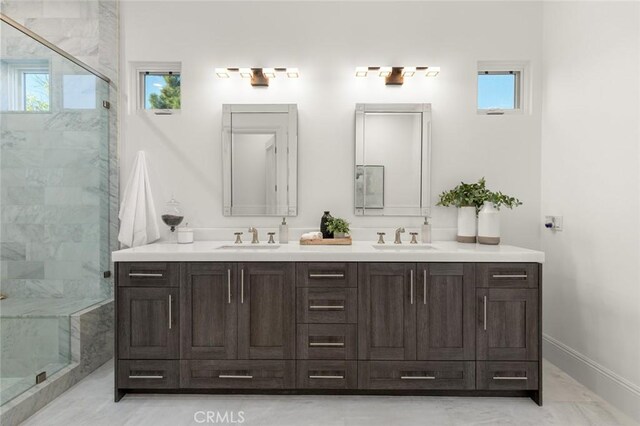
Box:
[112,241,544,263]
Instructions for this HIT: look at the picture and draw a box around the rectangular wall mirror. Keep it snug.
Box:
[222,104,298,216]
[354,103,431,216]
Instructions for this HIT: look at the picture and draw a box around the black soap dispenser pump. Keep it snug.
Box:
[320,211,333,239]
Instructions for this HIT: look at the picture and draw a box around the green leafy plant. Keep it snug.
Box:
[325,217,350,234]
[437,178,522,214]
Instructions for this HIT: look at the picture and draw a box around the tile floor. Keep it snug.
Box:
[20,360,638,426]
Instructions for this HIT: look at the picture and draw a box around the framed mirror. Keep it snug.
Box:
[222,104,298,216]
[354,103,431,216]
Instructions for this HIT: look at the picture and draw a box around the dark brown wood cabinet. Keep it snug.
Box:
[181,263,237,360]
[416,263,475,360]
[118,286,179,360]
[237,263,296,360]
[476,288,538,361]
[358,263,416,360]
[116,260,541,404]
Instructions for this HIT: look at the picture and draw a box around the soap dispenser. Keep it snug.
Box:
[421,216,432,244]
[279,217,289,244]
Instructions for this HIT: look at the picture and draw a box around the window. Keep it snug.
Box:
[477,61,529,115]
[132,62,182,113]
[63,74,97,109]
[0,59,50,112]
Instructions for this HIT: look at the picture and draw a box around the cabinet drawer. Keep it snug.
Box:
[118,262,180,287]
[180,360,295,389]
[297,288,357,323]
[297,361,357,389]
[297,263,357,288]
[476,263,538,288]
[118,360,179,389]
[477,361,539,390]
[297,324,357,360]
[358,361,475,390]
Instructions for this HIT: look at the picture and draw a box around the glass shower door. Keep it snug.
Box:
[0,18,111,406]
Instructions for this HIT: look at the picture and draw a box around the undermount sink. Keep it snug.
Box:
[217,245,281,250]
[373,244,434,250]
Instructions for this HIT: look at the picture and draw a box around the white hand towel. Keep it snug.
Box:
[300,232,323,241]
[118,151,160,248]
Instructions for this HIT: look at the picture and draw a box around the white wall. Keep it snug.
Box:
[541,2,640,421]
[120,1,542,248]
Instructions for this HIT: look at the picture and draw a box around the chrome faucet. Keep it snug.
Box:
[248,227,259,244]
[394,227,405,244]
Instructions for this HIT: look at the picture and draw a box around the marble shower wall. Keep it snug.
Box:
[0,0,119,299]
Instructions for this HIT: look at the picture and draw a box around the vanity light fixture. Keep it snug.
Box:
[355,66,440,85]
[215,67,300,87]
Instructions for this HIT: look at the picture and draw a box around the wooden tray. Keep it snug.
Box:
[299,237,352,246]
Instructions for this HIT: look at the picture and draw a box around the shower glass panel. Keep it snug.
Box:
[0,19,110,406]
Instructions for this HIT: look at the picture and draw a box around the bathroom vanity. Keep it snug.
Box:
[113,241,544,405]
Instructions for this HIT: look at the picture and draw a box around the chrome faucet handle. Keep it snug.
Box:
[377,232,386,244]
[267,232,276,244]
[234,232,243,244]
[248,227,259,244]
[409,232,418,244]
[394,227,405,244]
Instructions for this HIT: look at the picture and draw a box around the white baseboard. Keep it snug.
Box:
[543,333,640,422]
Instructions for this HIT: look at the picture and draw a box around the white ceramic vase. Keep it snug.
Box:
[457,206,477,243]
[478,202,500,245]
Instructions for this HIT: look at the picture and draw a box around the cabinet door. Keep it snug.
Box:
[417,263,475,360]
[477,288,538,360]
[181,263,237,359]
[237,263,295,359]
[358,263,416,360]
[118,287,179,359]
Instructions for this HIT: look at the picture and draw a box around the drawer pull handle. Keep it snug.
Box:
[309,273,344,278]
[309,305,345,310]
[227,269,232,304]
[492,274,527,279]
[493,376,527,380]
[218,375,253,379]
[168,294,172,329]
[128,375,163,379]
[400,376,436,380]
[309,342,345,347]
[309,375,344,379]
[128,273,163,278]
[240,269,244,304]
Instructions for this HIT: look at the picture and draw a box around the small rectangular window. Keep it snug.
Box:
[0,59,50,112]
[137,67,181,112]
[477,61,529,115]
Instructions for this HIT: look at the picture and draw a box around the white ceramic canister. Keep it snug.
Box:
[478,202,500,245]
[457,206,477,243]
[177,226,194,244]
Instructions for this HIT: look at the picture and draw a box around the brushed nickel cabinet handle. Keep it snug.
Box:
[401,376,435,380]
[218,374,253,379]
[309,273,344,278]
[309,375,344,379]
[483,295,487,331]
[309,342,345,347]
[492,274,527,279]
[493,376,527,380]
[129,273,163,278]
[168,294,172,329]
[227,269,231,304]
[240,269,244,304]
[128,375,163,379]
[423,269,427,305]
[309,305,345,310]
[410,270,414,305]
